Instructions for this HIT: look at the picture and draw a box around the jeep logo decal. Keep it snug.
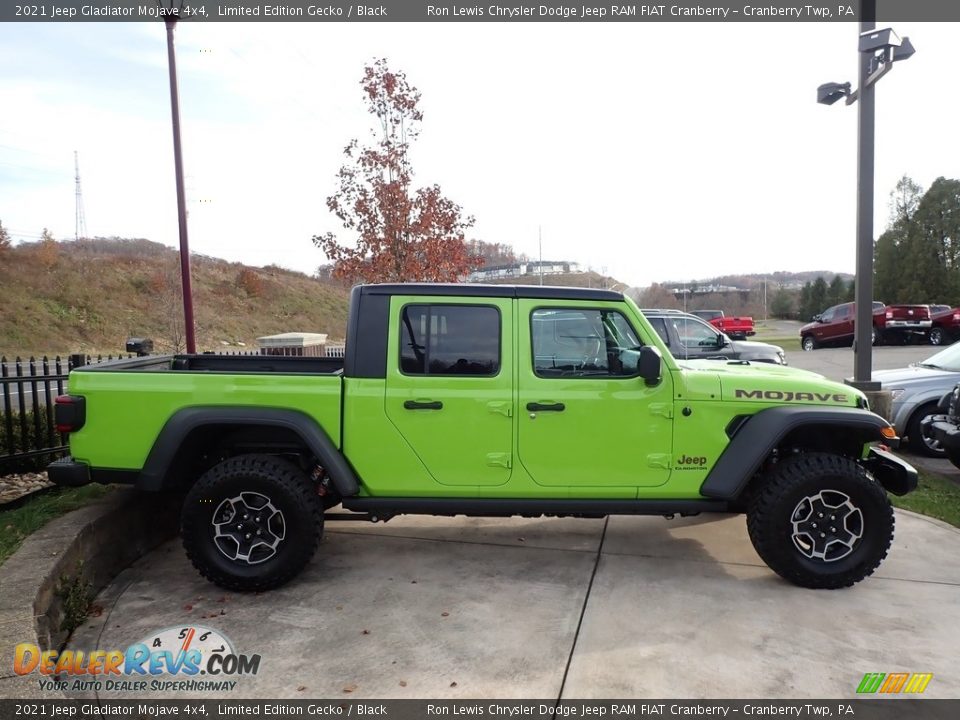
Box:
[677,455,707,466]
[735,389,848,403]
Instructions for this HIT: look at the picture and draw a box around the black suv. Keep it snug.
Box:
[641,309,786,365]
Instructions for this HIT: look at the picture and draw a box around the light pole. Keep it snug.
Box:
[158,0,197,354]
[817,0,914,390]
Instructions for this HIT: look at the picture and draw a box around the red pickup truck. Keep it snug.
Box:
[691,310,755,340]
[929,306,960,345]
[800,301,931,350]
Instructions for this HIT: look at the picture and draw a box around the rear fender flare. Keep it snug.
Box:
[139,407,359,497]
[700,406,891,500]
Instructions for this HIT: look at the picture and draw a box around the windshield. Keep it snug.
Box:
[919,342,960,371]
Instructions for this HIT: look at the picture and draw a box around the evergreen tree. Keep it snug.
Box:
[799,282,813,320]
[827,275,846,306]
[810,276,829,313]
[770,288,795,319]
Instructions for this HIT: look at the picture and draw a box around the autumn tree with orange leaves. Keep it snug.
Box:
[313,59,481,283]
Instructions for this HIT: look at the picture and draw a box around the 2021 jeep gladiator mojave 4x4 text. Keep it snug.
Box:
[49,284,917,591]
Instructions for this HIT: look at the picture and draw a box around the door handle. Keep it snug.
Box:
[404,400,443,410]
[526,402,565,412]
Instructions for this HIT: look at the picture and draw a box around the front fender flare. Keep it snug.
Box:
[139,407,360,497]
[700,406,892,500]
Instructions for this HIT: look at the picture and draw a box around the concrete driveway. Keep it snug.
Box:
[64,509,960,699]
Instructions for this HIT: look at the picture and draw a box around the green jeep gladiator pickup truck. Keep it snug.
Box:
[49,284,917,591]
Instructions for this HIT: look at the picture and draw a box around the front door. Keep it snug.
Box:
[517,300,673,489]
[670,315,732,360]
[385,297,513,487]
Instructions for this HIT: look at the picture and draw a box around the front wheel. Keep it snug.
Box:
[182,454,323,591]
[908,403,946,457]
[801,335,817,352]
[930,327,945,346]
[746,453,893,589]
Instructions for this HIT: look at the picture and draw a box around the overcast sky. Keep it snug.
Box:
[1,20,957,288]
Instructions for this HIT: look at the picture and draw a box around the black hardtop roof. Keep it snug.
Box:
[358,283,623,301]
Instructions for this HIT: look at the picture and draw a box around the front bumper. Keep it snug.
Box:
[926,414,960,453]
[862,446,918,496]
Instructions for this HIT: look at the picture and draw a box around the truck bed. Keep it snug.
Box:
[81,353,344,375]
[67,353,345,472]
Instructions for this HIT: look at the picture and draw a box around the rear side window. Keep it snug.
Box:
[646,317,672,346]
[400,305,500,376]
[531,308,642,378]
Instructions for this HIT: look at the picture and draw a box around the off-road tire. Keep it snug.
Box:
[182,454,323,591]
[908,403,946,457]
[746,452,893,589]
[801,335,817,352]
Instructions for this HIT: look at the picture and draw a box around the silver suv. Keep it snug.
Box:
[641,309,786,365]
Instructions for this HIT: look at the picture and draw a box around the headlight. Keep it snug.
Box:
[888,388,906,401]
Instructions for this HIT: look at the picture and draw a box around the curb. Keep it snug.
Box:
[0,487,180,698]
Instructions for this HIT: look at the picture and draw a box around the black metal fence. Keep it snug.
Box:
[0,355,131,475]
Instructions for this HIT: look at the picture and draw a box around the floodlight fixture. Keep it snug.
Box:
[858,27,902,53]
[893,37,916,62]
[817,82,852,105]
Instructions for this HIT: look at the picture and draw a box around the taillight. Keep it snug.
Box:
[885,310,893,319]
[953,312,960,321]
[55,395,86,433]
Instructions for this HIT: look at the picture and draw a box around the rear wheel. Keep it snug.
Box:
[747,453,893,589]
[908,403,946,457]
[182,454,323,591]
[871,327,883,346]
[801,335,817,352]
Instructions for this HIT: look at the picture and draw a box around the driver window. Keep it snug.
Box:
[531,308,641,378]
[820,307,837,322]
[673,317,720,349]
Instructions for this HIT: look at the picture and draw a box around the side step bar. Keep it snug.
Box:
[340,497,729,521]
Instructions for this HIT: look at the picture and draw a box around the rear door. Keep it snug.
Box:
[517,300,673,489]
[384,297,513,487]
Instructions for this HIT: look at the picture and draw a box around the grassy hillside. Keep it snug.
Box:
[0,238,350,357]
[482,270,624,290]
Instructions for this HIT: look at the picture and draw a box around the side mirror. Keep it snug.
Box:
[638,346,662,386]
[813,314,822,322]
[717,333,728,347]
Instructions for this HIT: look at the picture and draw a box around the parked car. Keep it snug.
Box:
[800,302,884,351]
[928,306,960,346]
[642,309,785,364]
[927,384,960,468]
[800,301,931,350]
[870,341,960,456]
[691,310,755,340]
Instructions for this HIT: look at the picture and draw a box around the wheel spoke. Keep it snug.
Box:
[791,490,864,562]
[210,491,286,566]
